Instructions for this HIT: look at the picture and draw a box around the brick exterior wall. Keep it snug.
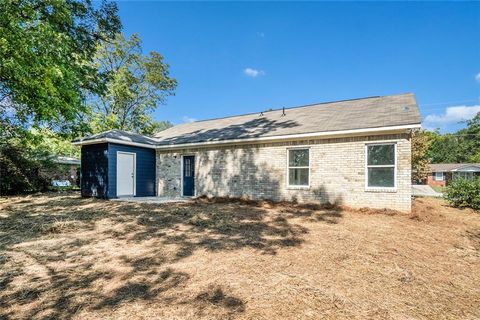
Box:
[156,133,412,211]
[427,173,447,187]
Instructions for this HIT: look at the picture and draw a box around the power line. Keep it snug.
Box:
[439,134,480,136]
[418,98,480,113]
[419,105,480,112]
[423,132,480,137]
[419,99,479,107]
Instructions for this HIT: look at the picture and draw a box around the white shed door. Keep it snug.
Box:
[117,152,135,196]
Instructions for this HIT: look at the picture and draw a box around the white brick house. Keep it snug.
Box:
[74,93,421,211]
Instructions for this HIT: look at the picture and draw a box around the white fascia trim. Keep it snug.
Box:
[72,138,157,149]
[155,124,422,150]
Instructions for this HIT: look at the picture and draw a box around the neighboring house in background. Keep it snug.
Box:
[49,156,81,187]
[427,163,480,187]
[73,93,421,211]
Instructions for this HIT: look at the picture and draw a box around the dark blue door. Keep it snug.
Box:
[183,156,195,196]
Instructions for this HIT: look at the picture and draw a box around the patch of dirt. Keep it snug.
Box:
[0,192,479,319]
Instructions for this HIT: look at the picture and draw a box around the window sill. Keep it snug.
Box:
[286,186,310,190]
[365,188,397,193]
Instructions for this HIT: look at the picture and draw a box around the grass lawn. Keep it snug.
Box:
[0,193,479,319]
[431,186,446,193]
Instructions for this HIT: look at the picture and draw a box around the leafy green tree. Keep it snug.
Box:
[88,33,177,134]
[469,150,480,163]
[411,130,432,182]
[427,132,463,163]
[460,112,480,162]
[0,0,121,194]
[141,120,174,135]
[27,127,80,158]
[0,130,54,195]
[0,126,82,195]
[0,0,121,124]
[426,112,480,164]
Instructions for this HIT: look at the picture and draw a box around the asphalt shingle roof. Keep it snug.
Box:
[153,93,421,146]
[75,93,421,147]
[429,163,480,172]
[73,129,158,145]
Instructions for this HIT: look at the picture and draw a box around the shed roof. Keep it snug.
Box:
[73,129,158,146]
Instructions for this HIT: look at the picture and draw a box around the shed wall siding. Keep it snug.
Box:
[107,143,156,198]
[156,134,412,211]
[81,144,109,198]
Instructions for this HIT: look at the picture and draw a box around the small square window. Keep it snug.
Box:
[434,172,444,181]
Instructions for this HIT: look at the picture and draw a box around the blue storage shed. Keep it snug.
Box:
[75,130,157,199]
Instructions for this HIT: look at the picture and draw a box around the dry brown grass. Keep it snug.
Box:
[0,193,479,319]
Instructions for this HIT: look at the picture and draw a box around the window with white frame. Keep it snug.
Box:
[434,172,444,181]
[287,148,310,187]
[366,143,396,188]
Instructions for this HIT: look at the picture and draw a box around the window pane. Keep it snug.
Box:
[435,172,443,181]
[289,149,309,167]
[368,167,394,188]
[289,168,309,186]
[367,145,394,165]
[185,159,191,177]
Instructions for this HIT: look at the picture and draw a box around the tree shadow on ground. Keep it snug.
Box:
[0,192,343,319]
[93,268,190,310]
[194,286,246,316]
[128,200,311,257]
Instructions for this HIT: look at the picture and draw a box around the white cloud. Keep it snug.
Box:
[424,105,480,125]
[182,116,197,123]
[475,72,480,82]
[243,68,265,78]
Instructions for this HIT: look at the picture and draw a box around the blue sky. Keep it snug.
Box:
[117,1,480,133]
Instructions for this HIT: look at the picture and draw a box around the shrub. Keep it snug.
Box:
[0,143,52,195]
[444,177,480,211]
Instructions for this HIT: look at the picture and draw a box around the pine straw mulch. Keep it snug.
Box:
[0,193,479,319]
